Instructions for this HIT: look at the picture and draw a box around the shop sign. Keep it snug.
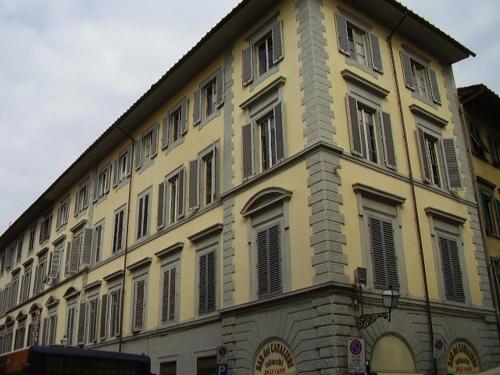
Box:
[254,339,296,375]
[347,338,365,374]
[447,341,480,374]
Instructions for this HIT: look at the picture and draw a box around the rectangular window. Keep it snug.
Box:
[438,235,465,302]
[66,303,77,346]
[193,69,224,126]
[368,216,399,290]
[108,288,121,338]
[197,356,217,375]
[39,214,52,244]
[42,312,57,346]
[16,240,23,263]
[425,134,442,188]
[347,24,368,66]
[412,60,431,99]
[135,125,158,170]
[242,102,285,179]
[13,323,25,351]
[132,277,147,332]
[167,169,185,225]
[162,99,188,151]
[346,96,396,169]
[10,273,20,309]
[20,266,32,303]
[198,249,216,315]
[188,144,218,211]
[242,21,283,86]
[93,166,111,202]
[256,224,282,298]
[401,52,441,105]
[75,181,90,216]
[479,191,496,235]
[66,230,83,275]
[56,199,70,230]
[161,263,178,324]
[170,108,182,143]
[160,362,177,375]
[137,189,151,240]
[87,297,99,343]
[34,256,47,295]
[47,240,64,283]
[113,206,126,253]
[28,227,36,253]
[113,146,132,188]
[93,222,104,264]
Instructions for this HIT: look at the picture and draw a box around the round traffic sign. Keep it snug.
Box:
[350,339,363,355]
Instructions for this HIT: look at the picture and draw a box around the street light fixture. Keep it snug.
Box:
[356,287,400,329]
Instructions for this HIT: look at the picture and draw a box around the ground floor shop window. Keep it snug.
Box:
[160,361,176,375]
[197,356,216,375]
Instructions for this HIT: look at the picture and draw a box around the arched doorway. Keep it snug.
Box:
[371,334,423,374]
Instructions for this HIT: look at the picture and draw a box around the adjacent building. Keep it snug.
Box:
[0,0,499,374]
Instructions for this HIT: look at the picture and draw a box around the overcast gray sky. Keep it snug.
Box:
[0,0,499,235]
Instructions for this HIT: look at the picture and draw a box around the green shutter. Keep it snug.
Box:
[180,98,188,135]
[198,251,216,315]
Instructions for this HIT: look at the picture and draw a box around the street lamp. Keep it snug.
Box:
[356,287,400,329]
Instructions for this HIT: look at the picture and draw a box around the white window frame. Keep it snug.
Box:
[136,188,152,241]
[131,273,148,332]
[92,220,105,265]
[112,205,127,254]
[56,198,70,230]
[75,180,90,216]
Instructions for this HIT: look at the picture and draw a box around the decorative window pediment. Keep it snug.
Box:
[16,311,27,322]
[63,287,81,300]
[241,187,292,217]
[29,303,42,315]
[5,315,15,326]
[45,296,60,308]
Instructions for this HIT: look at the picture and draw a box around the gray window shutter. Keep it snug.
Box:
[177,169,185,219]
[68,237,81,274]
[417,128,432,183]
[133,280,145,331]
[380,112,397,169]
[199,251,216,315]
[369,217,399,289]
[42,317,49,346]
[274,102,285,162]
[77,302,86,345]
[442,138,462,191]
[180,98,188,135]
[369,33,383,73]
[112,159,119,188]
[161,116,169,150]
[216,69,224,108]
[439,236,465,302]
[428,69,441,104]
[193,89,201,126]
[242,47,253,86]
[161,269,170,323]
[105,165,111,194]
[188,159,199,210]
[134,139,142,170]
[81,228,93,268]
[64,241,71,276]
[272,21,283,63]
[49,316,57,345]
[48,246,62,281]
[169,267,176,321]
[92,175,99,203]
[347,96,366,157]
[257,225,282,297]
[100,294,107,339]
[199,255,207,314]
[400,52,415,90]
[242,124,253,179]
[157,182,165,229]
[126,145,133,177]
[151,124,159,158]
[335,14,350,55]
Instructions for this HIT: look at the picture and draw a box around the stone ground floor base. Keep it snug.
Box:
[99,285,500,375]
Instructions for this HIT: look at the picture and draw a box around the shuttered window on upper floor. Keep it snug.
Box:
[438,235,465,302]
[335,13,383,74]
[193,68,224,127]
[162,98,188,151]
[187,143,219,212]
[198,249,216,315]
[135,124,159,171]
[368,216,399,290]
[158,167,185,229]
[113,145,132,188]
[256,224,282,298]
[136,188,152,241]
[161,263,178,324]
[401,51,441,105]
[346,95,396,169]
[132,277,147,332]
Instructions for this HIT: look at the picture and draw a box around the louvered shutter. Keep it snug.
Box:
[105,165,111,194]
[68,238,81,274]
[335,14,349,55]
[151,124,159,158]
[400,52,415,90]
[242,47,253,86]
[242,124,253,178]
[42,318,49,346]
[439,236,465,302]
[369,33,383,73]
[100,294,108,339]
[257,225,282,297]
[48,246,62,281]
[77,302,86,344]
[133,279,145,331]
[112,159,119,187]
[216,69,224,108]
[272,21,283,63]
[126,145,133,177]
[161,268,170,323]
[188,159,199,210]
[448,239,465,301]
[134,139,142,170]
[369,217,399,290]
[199,255,207,314]
[80,228,93,268]
[199,252,216,315]
[206,252,216,313]
[177,169,184,219]
[380,112,397,169]
[180,98,188,135]
[442,138,462,191]
[169,267,176,321]
[157,182,166,229]
[257,229,268,297]
[193,89,201,126]
[347,96,365,157]
[92,175,99,202]
[428,69,441,104]
[274,102,285,162]
[49,316,57,345]
[417,129,432,183]
[161,116,169,150]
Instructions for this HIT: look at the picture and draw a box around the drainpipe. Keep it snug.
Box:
[115,126,135,353]
[387,14,437,375]
[457,102,500,340]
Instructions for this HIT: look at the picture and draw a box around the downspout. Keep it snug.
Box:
[115,126,135,353]
[457,102,500,340]
[387,14,437,375]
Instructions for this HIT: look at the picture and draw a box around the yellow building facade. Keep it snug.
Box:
[0,0,498,374]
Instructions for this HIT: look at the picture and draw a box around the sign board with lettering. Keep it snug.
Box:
[253,339,296,375]
[447,341,480,374]
[347,338,366,374]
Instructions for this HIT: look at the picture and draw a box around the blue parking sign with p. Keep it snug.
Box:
[217,363,228,375]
